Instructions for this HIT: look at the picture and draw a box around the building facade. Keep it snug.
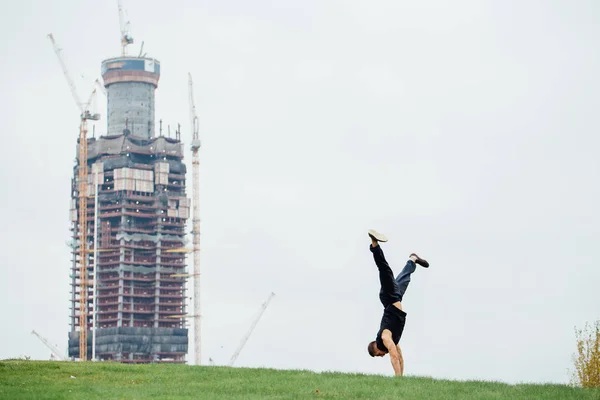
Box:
[68,56,189,363]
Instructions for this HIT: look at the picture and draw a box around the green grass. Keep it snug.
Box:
[0,360,598,399]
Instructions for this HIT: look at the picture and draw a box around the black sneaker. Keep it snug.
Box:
[410,253,429,268]
[368,229,388,242]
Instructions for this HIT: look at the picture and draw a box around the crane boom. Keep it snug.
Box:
[188,73,202,365]
[229,292,275,366]
[31,330,65,361]
[47,34,83,113]
[94,79,107,96]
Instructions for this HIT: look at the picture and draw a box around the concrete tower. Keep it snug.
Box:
[101,57,160,138]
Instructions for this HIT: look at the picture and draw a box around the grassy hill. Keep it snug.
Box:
[0,360,598,399]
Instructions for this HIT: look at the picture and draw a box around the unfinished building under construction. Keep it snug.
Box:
[67,55,190,363]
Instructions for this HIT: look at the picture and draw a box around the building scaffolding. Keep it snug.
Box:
[66,54,190,364]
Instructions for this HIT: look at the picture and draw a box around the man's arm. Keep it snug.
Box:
[381,330,403,376]
[396,344,404,376]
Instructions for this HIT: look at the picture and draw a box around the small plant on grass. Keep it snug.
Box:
[1,355,30,361]
[572,320,600,388]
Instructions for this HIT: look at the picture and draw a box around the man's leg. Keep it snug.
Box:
[370,239,401,307]
[395,254,429,301]
[394,259,417,302]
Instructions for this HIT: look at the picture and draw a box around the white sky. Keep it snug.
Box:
[0,0,599,385]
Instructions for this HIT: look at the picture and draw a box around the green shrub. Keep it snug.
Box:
[573,320,600,388]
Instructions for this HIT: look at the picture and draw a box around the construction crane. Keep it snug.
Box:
[94,79,107,96]
[138,41,146,58]
[188,73,202,365]
[229,292,275,367]
[31,330,65,361]
[48,33,100,361]
[118,0,134,55]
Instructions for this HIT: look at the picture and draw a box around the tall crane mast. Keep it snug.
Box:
[31,330,65,361]
[118,0,134,55]
[188,73,202,365]
[48,33,100,361]
[229,292,275,367]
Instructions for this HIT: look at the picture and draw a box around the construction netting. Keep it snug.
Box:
[82,134,184,161]
[68,327,188,359]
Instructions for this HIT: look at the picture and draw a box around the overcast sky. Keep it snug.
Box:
[0,0,599,385]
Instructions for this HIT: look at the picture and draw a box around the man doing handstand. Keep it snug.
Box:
[366,229,429,376]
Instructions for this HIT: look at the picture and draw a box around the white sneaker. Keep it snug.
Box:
[368,229,388,242]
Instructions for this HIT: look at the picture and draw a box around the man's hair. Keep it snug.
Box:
[367,341,378,357]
